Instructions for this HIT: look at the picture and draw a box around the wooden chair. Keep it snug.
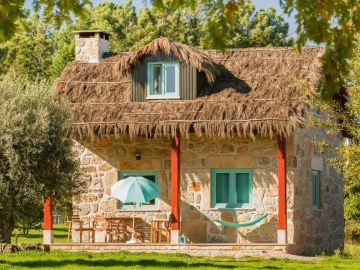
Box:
[66,215,93,243]
[92,214,113,242]
[105,218,128,243]
[150,220,171,243]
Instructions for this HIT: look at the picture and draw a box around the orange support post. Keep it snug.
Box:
[171,135,180,231]
[44,196,53,230]
[277,133,287,231]
[43,195,53,243]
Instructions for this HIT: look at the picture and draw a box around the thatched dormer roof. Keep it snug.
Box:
[117,37,223,83]
[57,38,325,139]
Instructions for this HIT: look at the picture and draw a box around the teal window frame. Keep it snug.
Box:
[147,61,180,99]
[312,171,320,209]
[312,97,320,115]
[118,171,159,210]
[211,169,253,208]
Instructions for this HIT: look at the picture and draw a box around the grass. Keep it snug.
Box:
[1,226,360,269]
[10,224,68,244]
[1,250,360,270]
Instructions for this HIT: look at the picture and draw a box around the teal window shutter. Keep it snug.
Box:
[211,169,253,208]
[216,173,230,204]
[312,171,320,209]
[236,173,249,204]
[313,97,320,115]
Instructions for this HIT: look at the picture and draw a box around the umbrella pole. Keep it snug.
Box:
[132,204,135,241]
[126,203,139,243]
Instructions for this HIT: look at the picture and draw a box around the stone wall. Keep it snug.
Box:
[290,123,344,255]
[72,129,344,254]
[74,34,109,63]
[73,134,286,244]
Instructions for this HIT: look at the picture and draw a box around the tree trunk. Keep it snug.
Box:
[0,216,15,243]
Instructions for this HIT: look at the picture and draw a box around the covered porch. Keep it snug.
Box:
[43,134,288,246]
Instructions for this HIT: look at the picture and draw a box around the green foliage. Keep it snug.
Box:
[50,22,85,81]
[345,220,360,244]
[0,77,82,243]
[307,36,360,242]
[280,0,360,100]
[0,13,54,81]
[130,4,189,50]
[226,0,293,48]
[0,0,92,40]
[3,1,293,81]
[153,0,360,100]
[15,197,43,235]
[90,0,137,52]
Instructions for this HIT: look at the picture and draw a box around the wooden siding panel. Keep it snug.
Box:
[192,66,197,99]
[180,63,197,100]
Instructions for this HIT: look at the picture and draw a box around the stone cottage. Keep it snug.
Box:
[49,30,344,255]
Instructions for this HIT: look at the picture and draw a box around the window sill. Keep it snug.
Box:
[115,209,160,212]
[312,208,323,212]
[207,208,256,211]
[146,96,181,100]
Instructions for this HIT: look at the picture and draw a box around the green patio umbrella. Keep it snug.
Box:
[111,176,160,243]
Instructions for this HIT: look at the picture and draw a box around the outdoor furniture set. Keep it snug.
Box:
[66,214,171,244]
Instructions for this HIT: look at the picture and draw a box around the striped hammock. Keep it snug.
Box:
[200,211,268,228]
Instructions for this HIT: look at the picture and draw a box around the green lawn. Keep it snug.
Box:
[1,225,360,269]
[11,224,68,244]
[1,250,360,270]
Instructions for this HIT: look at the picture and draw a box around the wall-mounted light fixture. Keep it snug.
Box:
[135,149,141,160]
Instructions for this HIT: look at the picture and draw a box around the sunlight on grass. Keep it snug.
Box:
[2,229,360,269]
[11,224,68,244]
[0,249,360,269]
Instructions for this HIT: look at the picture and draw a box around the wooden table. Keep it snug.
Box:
[105,217,144,243]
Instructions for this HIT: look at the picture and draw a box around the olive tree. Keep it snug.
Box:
[0,77,82,243]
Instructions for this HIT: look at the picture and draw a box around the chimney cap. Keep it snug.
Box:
[73,30,111,36]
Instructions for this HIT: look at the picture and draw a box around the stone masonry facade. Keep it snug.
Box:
[72,128,343,255]
[289,122,344,255]
[74,33,109,63]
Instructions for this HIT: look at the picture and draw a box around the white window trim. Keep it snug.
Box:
[147,61,180,99]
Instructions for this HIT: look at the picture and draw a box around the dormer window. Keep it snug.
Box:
[147,62,180,99]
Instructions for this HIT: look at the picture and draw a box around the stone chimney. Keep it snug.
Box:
[73,30,111,63]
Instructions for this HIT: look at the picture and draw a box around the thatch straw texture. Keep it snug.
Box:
[56,37,324,139]
[117,37,222,83]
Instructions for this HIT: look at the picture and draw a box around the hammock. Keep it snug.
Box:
[200,211,268,228]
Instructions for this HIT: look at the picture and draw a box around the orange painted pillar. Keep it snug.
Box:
[171,135,180,243]
[43,196,54,244]
[277,133,287,243]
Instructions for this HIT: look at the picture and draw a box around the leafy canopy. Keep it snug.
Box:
[49,0,293,79]
[154,0,360,100]
[0,0,91,40]
[0,77,82,243]
[0,13,54,81]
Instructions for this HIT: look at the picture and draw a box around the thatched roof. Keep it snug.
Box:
[57,37,325,139]
[117,37,223,83]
